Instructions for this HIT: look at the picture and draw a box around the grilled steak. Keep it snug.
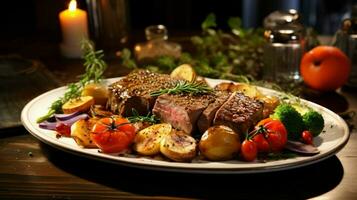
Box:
[107,70,176,116]
[213,92,263,134]
[197,91,231,133]
[153,93,215,134]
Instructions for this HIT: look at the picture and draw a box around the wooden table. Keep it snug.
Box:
[1,39,357,200]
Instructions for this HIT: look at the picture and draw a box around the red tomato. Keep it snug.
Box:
[241,140,257,161]
[56,123,71,137]
[91,117,136,153]
[253,118,288,152]
[300,46,351,91]
[301,130,313,145]
[252,133,270,153]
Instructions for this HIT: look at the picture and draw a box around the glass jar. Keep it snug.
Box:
[134,25,181,65]
[86,0,129,58]
[263,10,305,84]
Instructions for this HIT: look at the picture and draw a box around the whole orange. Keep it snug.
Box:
[300,46,351,91]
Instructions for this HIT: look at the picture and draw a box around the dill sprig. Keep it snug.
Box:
[150,80,213,97]
[36,39,107,123]
[127,109,159,124]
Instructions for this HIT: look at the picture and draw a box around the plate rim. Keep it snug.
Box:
[21,77,351,174]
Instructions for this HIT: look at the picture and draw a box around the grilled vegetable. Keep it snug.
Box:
[199,125,241,161]
[160,130,197,162]
[133,123,172,156]
[71,119,97,148]
[260,95,280,118]
[62,96,94,114]
[81,83,108,106]
[215,82,262,98]
[170,64,196,82]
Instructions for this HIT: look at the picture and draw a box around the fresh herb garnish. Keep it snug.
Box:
[150,80,213,97]
[127,109,159,124]
[36,39,107,123]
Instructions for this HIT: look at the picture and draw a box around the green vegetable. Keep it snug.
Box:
[150,80,213,97]
[36,39,107,123]
[302,110,324,137]
[272,104,304,140]
[127,109,159,124]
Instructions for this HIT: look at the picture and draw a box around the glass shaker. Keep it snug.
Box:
[86,0,129,58]
[334,5,357,88]
[134,25,181,65]
[263,10,305,83]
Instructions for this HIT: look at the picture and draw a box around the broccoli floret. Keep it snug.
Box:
[272,104,304,140]
[302,110,324,137]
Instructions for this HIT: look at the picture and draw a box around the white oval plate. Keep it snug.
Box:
[21,77,350,174]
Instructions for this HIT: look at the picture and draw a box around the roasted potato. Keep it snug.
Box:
[160,130,197,162]
[81,83,108,106]
[260,95,280,118]
[62,96,94,114]
[133,123,172,156]
[199,125,241,161]
[71,119,97,148]
[170,64,196,82]
[215,82,262,99]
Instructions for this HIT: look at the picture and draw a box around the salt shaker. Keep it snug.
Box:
[262,10,305,83]
[134,25,181,65]
[334,5,357,88]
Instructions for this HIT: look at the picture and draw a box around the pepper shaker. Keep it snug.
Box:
[334,5,357,88]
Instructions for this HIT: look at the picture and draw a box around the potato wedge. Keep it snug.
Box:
[71,119,97,148]
[160,130,197,162]
[170,64,196,82]
[81,83,108,106]
[133,123,172,156]
[215,82,262,98]
[260,95,280,118]
[62,96,94,114]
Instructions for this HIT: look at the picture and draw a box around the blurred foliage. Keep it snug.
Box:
[118,13,320,95]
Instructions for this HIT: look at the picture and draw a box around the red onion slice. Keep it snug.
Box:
[54,111,81,121]
[39,113,89,130]
[285,140,320,155]
[39,121,57,130]
[61,113,89,126]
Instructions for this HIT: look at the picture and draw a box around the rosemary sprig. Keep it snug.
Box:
[127,109,159,124]
[36,39,107,123]
[150,80,213,97]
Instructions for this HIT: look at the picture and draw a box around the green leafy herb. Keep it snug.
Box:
[150,81,213,97]
[36,39,107,123]
[127,109,159,124]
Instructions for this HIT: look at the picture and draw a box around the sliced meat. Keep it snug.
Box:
[153,93,215,135]
[197,91,231,133]
[213,92,263,135]
[107,70,176,116]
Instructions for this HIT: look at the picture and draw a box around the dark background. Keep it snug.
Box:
[1,0,356,44]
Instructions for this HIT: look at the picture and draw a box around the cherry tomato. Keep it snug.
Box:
[56,123,71,137]
[254,118,288,152]
[91,117,136,153]
[252,133,270,153]
[241,140,257,161]
[301,130,313,145]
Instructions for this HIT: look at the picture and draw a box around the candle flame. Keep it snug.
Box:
[68,0,77,11]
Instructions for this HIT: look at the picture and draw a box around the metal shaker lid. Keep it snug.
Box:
[264,9,305,43]
[341,5,357,34]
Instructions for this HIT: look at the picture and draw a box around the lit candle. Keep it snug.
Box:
[59,0,89,58]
